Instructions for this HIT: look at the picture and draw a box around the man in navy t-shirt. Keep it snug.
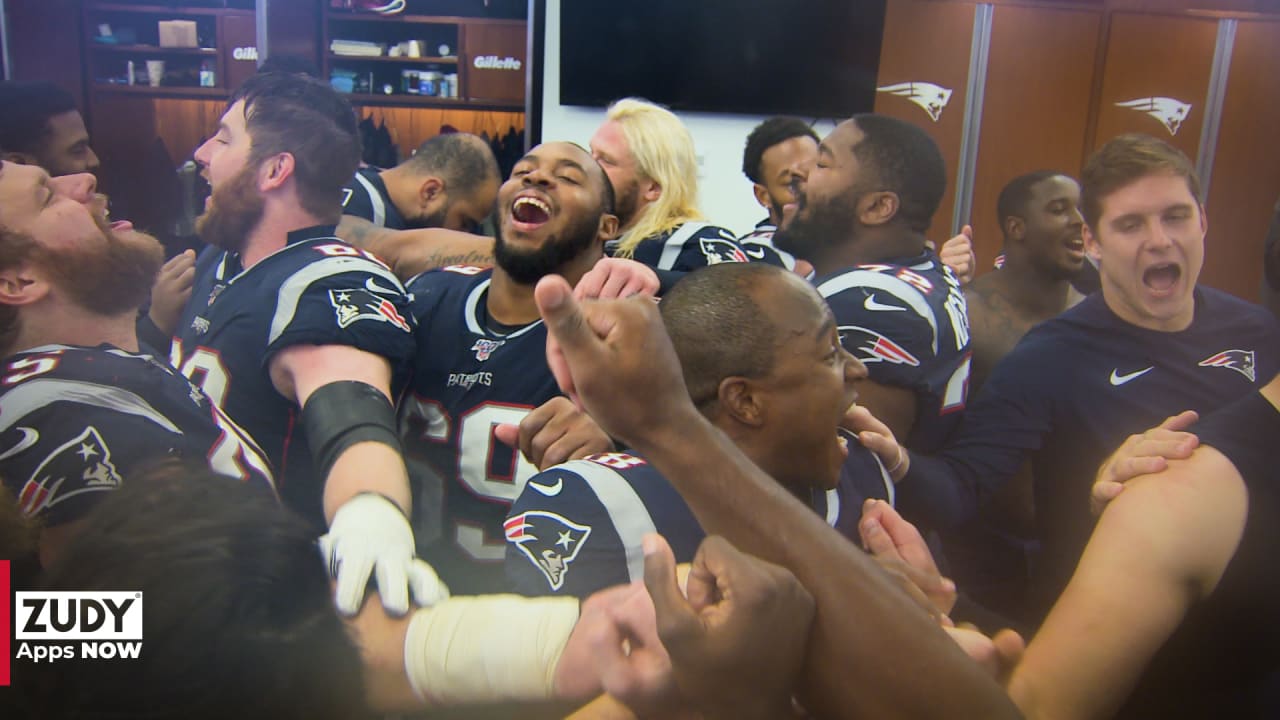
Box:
[880,134,1280,624]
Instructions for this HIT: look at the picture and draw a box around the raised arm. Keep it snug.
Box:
[534,275,1020,719]
[1007,446,1246,719]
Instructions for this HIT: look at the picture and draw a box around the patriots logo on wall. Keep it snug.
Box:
[17,426,122,518]
[700,237,749,265]
[504,510,592,591]
[876,82,954,123]
[840,325,920,366]
[471,338,505,361]
[329,288,411,332]
[1199,349,1255,382]
[1114,97,1193,136]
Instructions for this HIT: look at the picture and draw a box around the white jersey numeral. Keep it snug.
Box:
[403,399,538,560]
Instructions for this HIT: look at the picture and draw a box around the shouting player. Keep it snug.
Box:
[504,263,894,598]
[874,134,1280,624]
[0,162,272,566]
[175,72,433,616]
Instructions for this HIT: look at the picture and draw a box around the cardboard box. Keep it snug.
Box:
[158,20,197,49]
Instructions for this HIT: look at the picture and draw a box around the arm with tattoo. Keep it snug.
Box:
[337,215,495,280]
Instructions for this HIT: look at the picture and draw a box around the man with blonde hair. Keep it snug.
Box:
[590,98,750,275]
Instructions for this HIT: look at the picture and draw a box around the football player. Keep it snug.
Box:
[737,116,818,270]
[336,132,501,282]
[774,113,971,455]
[175,72,433,616]
[590,98,751,281]
[399,141,652,593]
[340,132,498,235]
[505,263,895,598]
[0,162,273,566]
[527,272,1022,719]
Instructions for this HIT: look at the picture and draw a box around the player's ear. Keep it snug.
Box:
[420,177,444,204]
[641,177,662,204]
[258,152,294,191]
[859,191,898,227]
[1083,223,1102,263]
[596,212,619,242]
[1006,216,1025,243]
[0,263,49,306]
[753,183,770,211]
[719,377,765,428]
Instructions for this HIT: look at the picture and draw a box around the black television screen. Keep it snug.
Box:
[559,0,887,118]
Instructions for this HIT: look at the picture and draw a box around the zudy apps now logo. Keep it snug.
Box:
[2,561,143,685]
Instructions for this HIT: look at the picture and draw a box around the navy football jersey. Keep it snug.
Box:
[0,344,274,526]
[505,434,893,598]
[341,167,405,230]
[172,226,416,529]
[399,266,564,593]
[816,251,971,453]
[608,221,749,272]
[737,219,797,270]
[900,288,1280,619]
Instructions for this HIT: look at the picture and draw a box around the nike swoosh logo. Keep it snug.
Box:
[0,427,39,461]
[743,247,767,259]
[527,478,563,497]
[1110,367,1154,386]
[364,277,399,295]
[864,294,905,312]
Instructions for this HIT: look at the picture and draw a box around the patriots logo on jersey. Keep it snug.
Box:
[840,325,921,367]
[700,237,748,265]
[329,288,412,333]
[1199,349,1256,382]
[471,338,505,361]
[17,426,122,519]
[504,510,592,591]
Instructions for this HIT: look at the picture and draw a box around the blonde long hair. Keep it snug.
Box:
[606,98,704,257]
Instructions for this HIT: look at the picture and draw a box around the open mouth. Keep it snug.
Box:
[110,220,134,232]
[511,196,551,230]
[1143,262,1182,294]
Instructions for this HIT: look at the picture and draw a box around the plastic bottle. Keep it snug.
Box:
[199,61,215,88]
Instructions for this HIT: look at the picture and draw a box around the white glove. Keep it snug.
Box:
[319,493,450,616]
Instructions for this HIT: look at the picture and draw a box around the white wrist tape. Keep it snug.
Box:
[403,594,580,706]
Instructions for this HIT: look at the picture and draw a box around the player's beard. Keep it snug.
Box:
[774,187,864,264]
[611,177,641,229]
[493,210,600,285]
[43,219,165,318]
[197,163,265,255]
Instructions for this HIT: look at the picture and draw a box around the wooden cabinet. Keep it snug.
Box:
[322,10,526,111]
[82,2,254,100]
